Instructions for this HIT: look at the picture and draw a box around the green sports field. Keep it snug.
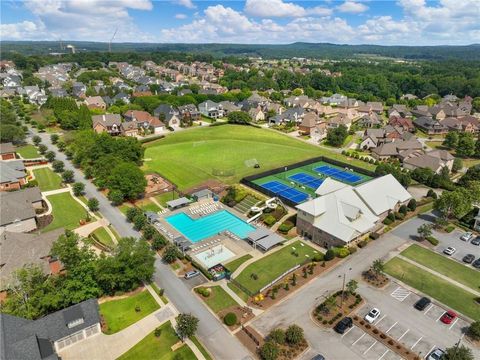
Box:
[143,125,374,190]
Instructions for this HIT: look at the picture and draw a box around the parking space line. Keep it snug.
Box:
[376,314,386,325]
[436,313,444,322]
[449,318,459,330]
[411,336,423,349]
[378,349,389,360]
[427,345,436,356]
[341,326,354,338]
[398,329,409,341]
[352,333,365,346]
[424,304,434,315]
[363,340,377,355]
[386,321,397,333]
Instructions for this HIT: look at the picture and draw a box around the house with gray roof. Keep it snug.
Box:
[92,114,122,135]
[0,160,27,191]
[0,187,43,233]
[0,299,101,358]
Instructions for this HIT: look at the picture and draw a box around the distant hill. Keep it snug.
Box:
[1,41,479,61]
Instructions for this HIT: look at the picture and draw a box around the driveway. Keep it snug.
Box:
[28,129,252,360]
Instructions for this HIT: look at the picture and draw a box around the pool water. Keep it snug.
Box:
[165,210,255,243]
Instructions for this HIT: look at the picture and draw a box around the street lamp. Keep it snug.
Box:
[340,267,353,307]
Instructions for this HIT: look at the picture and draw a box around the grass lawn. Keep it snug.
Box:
[225,254,253,273]
[118,203,133,215]
[117,321,195,360]
[463,158,480,168]
[198,286,238,313]
[190,336,213,360]
[385,257,479,321]
[32,167,63,191]
[91,226,115,248]
[109,225,120,240]
[42,192,87,232]
[227,282,249,303]
[144,125,375,190]
[100,290,160,334]
[16,144,40,159]
[155,191,179,207]
[400,244,480,291]
[135,198,162,213]
[234,240,317,294]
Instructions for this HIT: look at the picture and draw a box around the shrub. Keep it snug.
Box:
[335,247,350,258]
[324,249,335,261]
[426,236,439,245]
[348,246,357,254]
[263,214,277,226]
[268,329,286,345]
[357,240,368,248]
[259,342,279,360]
[224,312,237,326]
[154,327,162,337]
[445,225,455,233]
[285,324,304,345]
[313,253,324,262]
[383,218,393,225]
[399,205,408,215]
[407,198,417,211]
[427,189,437,199]
[395,212,404,220]
[387,212,395,221]
[369,233,380,240]
[278,221,294,233]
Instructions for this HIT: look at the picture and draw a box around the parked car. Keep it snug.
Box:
[443,247,456,256]
[364,308,381,324]
[311,355,325,360]
[334,317,353,334]
[440,310,457,324]
[462,254,475,264]
[460,232,474,241]
[414,297,431,311]
[184,270,200,279]
[472,258,480,269]
[471,237,480,246]
[427,348,445,360]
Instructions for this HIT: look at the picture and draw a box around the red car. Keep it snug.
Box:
[440,310,457,324]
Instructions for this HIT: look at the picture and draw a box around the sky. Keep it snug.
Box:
[1,0,479,46]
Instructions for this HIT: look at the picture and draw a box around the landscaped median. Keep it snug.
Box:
[385,257,480,321]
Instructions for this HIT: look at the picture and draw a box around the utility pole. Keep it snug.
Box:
[340,267,352,307]
[451,333,464,360]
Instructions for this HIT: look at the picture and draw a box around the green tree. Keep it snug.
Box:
[268,329,286,345]
[372,259,384,275]
[443,345,474,360]
[107,189,124,205]
[62,170,75,183]
[162,244,179,264]
[152,234,167,250]
[417,223,432,240]
[442,131,459,148]
[452,158,463,173]
[126,207,143,222]
[434,188,473,219]
[285,324,304,345]
[467,321,480,341]
[87,198,99,212]
[346,279,358,295]
[32,135,41,146]
[52,160,64,172]
[142,225,156,240]
[45,150,56,162]
[175,313,199,341]
[456,133,475,157]
[107,162,146,200]
[38,144,48,154]
[324,249,335,261]
[72,182,85,196]
[133,214,146,231]
[326,125,348,147]
[50,134,59,144]
[259,342,280,360]
[227,111,251,125]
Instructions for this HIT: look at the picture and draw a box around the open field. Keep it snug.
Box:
[234,240,317,294]
[16,144,40,159]
[42,192,86,232]
[198,286,238,313]
[99,290,160,334]
[143,125,374,190]
[400,244,479,291]
[385,257,480,321]
[117,321,195,360]
[32,167,62,191]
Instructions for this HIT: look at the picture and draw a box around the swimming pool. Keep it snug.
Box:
[165,210,255,243]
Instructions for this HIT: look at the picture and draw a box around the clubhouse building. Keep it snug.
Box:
[296,174,412,248]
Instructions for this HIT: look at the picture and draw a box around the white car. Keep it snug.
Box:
[364,308,381,324]
[443,247,456,256]
[460,232,474,241]
[427,348,445,360]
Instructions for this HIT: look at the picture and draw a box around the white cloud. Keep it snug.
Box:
[244,0,332,18]
[173,0,196,9]
[337,1,368,14]
[0,21,47,40]
[175,13,187,19]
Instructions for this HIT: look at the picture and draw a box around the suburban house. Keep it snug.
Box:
[310,123,328,142]
[248,108,265,122]
[269,107,305,125]
[403,150,455,173]
[327,114,352,130]
[0,299,101,358]
[371,140,423,160]
[0,228,64,292]
[413,117,448,135]
[123,110,165,134]
[219,101,241,115]
[198,100,224,119]
[0,160,27,191]
[153,105,181,129]
[0,187,43,233]
[120,121,139,137]
[84,96,106,111]
[440,116,480,133]
[178,104,201,122]
[112,92,130,104]
[296,175,411,247]
[72,82,86,98]
[357,113,381,128]
[388,117,415,132]
[92,114,122,135]
[389,104,412,118]
[298,112,320,135]
[0,142,16,160]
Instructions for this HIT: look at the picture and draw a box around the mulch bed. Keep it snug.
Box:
[361,269,389,288]
[313,292,364,328]
[218,305,254,330]
[236,326,264,359]
[248,258,342,310]
[275,340,308,360]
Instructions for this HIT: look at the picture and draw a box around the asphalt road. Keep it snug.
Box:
[30,129,251,360]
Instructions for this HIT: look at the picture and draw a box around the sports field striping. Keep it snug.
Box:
[261,181,310,203]
[251,160,370,205]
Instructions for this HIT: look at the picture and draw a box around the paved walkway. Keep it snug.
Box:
[74,218,109,238]
[397,255,480,296]
[219,280,263,316]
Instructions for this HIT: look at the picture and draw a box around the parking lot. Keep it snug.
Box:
[431,227,480,266]
[340,281,473,360]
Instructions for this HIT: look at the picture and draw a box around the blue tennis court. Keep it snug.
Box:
[313,165,363,183]
[260,180,309,203]
[288,172,324,190]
